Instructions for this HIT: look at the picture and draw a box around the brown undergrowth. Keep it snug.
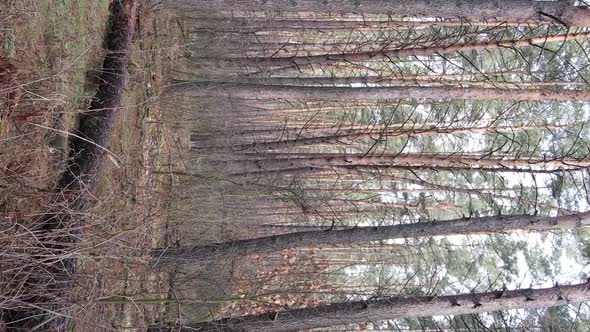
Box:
[70,7,188,331]
[1,1,186,330]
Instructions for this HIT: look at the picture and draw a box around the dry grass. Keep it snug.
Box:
[1,1,187,331]
[1,0,110,216]
[69,7,189,331]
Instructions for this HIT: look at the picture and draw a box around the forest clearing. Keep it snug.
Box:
[2,0,590,331]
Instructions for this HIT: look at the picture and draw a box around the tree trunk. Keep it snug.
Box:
[227,152,590,175]
[172,82,590,102]
[152,0,590,27]
[212,76,588,89]
[341,168,577,215]
[185,17,534,33]
[197,31,590,67]
[230,124,567,150]
[151,212,590,264]
[147,280,590,332]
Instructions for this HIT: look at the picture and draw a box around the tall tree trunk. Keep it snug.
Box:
[147,280,590,332]
[196,31,590,67]
[212,76,588,89]
[230,124,567,150]
[228,152,590,175]
[172,82,590,102]
[185,17,534,33]
[152,0,590,27]
[151,212,590,264]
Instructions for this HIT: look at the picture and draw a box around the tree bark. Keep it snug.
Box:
[152,0,590,27]
[209,76,588,89]
[196,31,590,67]
[172,82,590,102]
[185,17,534,33]
[59,3,138,192]
[147,280,590,332]
[230,124,567,150]
[227,152,590,175]
[151,212,590,264]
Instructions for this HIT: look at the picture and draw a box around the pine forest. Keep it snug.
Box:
[2,0,590,331]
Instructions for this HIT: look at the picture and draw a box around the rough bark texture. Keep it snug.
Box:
[152,212,590,264]
[152,0,590,27]
[58,2,138,193]
[41,0,138,255]
[199,72,589,88]
[187,17,520,32]
[196,31,590,67]
[148,280,590,332]
[172,82,590,102]
[223,152,590,175]
[230,124,565,151]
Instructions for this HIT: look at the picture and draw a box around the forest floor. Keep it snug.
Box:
[1,1,189,330]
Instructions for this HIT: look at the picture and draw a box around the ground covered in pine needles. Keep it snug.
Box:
[1,1,188,330]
